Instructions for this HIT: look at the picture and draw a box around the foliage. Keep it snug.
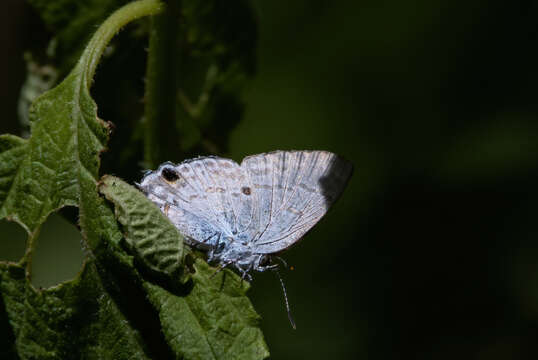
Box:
[0,0,268,359]
[22,0,257,180]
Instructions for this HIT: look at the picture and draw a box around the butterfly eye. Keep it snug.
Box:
[241,186,251,195]
[161,167,179,182]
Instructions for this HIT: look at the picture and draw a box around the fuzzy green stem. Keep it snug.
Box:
[143,0,183,168]
[80,0,165,89]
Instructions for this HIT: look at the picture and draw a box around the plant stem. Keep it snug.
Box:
[81,0,165,89]
[143,0,183,168]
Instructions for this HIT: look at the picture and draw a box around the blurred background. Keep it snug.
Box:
[2,0,538,359]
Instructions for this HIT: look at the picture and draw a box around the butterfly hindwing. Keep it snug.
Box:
[139,157,255,247]
[241,150,353,253]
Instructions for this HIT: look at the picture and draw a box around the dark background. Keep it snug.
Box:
[2,1,538,359]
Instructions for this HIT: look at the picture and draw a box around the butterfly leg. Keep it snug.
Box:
[206,233,222,263]
[239,264,253,285]
[210,260,233,279]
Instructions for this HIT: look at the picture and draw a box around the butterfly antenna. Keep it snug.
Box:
[275,269,296,329]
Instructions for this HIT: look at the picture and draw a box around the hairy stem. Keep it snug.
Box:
[143,0,183,168]
[81,0,165,88]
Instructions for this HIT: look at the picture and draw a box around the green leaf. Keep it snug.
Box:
[145,259,270,360]
[0,3,168,356]
[0,261,151,360]
[24,0,258,176]
[98,175,187,280]
[1,1,268,358]
[22,0,153,180]
[0,135,28,214]
[99,176,270,359]
[0,0,164,237]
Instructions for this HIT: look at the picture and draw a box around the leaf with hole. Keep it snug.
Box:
[0,1,269,359]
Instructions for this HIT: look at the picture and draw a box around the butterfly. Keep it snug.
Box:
[138,150,353,327]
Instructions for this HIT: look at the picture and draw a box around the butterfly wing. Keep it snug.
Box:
[139,156,255,248]
[241,150,352,254]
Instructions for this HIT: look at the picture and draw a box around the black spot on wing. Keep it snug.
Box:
[161,167,179,182]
